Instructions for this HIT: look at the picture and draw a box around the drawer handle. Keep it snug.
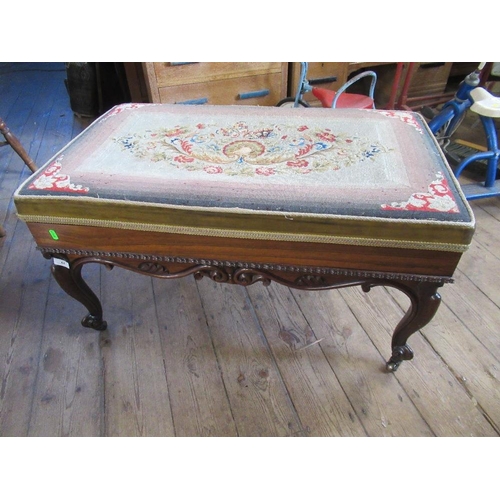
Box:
[170,62,198,66]
[238,89,270,100]
[420,62,445,69]
[176,97,208,105]
[309,76,338,85]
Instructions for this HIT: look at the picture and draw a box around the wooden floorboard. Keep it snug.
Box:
[289,286,435,436]
[0,63,499,436]
[245,282,367,436]
[100,267,174,437]
[0,224,48,436]
[197,279,307,436]
[27,261,103,437]
[155,277,237,437]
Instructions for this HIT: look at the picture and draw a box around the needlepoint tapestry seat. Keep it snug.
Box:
[14,103,475,372]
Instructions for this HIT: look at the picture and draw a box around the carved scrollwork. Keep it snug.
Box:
[138,262,169,275]
[132,261,332,290]
[233,269,271,287]
[295,274,327,287]
[37,246,453,284]
[193,266,230,283]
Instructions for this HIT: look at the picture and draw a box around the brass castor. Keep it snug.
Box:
[386,345,414,372]
[82,314,108,331]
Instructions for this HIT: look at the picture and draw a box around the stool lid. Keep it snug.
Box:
[14,104,475,252]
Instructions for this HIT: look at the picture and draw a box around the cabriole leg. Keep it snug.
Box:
[386,281,443,372]
[48,254,107,331]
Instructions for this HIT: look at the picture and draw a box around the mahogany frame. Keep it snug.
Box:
[29,222,460,372]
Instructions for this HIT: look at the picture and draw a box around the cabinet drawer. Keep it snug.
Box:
[408,62,452,96]
[157,73,284,106]
[152,62,284,87]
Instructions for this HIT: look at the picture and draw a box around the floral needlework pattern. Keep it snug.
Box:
[381,173,459,213]
[114,121,389,177]
[369,110,424,133]
[28,156,89,194]
[102,103,152,121]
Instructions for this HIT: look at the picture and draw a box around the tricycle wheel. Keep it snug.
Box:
[276,97,310,108]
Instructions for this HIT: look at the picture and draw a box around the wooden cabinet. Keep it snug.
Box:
[142,62,287,106]
[126,62,460,111]
[403,62,453,97]
[373,62,453,107]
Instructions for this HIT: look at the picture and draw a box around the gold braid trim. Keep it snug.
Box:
[20,214,470,252]
[15,192,475,227]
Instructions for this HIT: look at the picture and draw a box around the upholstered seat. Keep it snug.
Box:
[14,103,474,254]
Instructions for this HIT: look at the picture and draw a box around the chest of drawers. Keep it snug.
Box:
[143,62,288,106]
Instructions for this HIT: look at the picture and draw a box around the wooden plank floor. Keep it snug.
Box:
[1,63,499,437]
